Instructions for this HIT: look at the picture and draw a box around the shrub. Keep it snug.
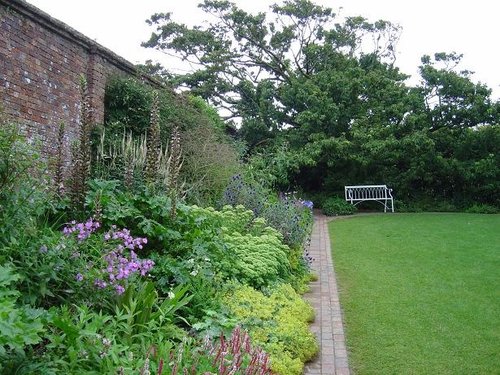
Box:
[101,76,239,202]
[181,123,240,206]
[7,215,155,309]
[36,282,190,374]
[224,284,318,375]
[190,205,292,289]
[322,196,357,216]
[220,174,268,217]
[0,123,52,249]
[0,266,46,362]
[221,175,314,249]
[465,203,499,214]
[397,198,459,213]
[222,229,291,288]
[262,195,313,249]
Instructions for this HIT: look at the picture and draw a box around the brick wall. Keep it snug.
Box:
[0,0,160,161]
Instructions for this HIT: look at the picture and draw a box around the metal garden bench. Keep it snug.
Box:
[344,185,394,212]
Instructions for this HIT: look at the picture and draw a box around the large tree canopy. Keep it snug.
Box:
[144,0,500,208]
[144,0,402,133]
[419,52,500,131]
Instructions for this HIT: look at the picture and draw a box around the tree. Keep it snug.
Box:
[143,1,500,208]
[419,52,500,130]
[144,0,402,142]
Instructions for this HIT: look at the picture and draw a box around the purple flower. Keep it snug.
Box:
[39,245,48,253]
[115,285,125,295]
[75,273,83,282]
[63,218,101,242]
[71,225,154,295]
[301,200,314,209]
[94,279,107,289]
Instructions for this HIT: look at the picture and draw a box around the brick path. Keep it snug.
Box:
[303,213,350,375]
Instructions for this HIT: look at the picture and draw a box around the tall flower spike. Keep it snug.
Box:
[79,75,93,183]
[168,125,182,219]
[122,132,135,189]
[145,90,161,185]
[69,75,93,208]
[54,122,66,196]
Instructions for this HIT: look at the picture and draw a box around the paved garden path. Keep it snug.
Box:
[303,213,350,375]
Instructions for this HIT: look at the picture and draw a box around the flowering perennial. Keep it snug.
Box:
[300,200,314,210]
[63,218,101,241]
[203,326,272,375]
[97,227,153,295]
[64,219,154,295]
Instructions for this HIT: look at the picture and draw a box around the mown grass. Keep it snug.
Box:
[329,213,500,374]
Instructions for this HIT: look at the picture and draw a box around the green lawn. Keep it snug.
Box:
[329,213,500,375]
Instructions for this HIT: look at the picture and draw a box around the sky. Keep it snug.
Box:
[26,0,500,98]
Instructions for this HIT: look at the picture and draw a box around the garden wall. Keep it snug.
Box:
[0,0,160,159]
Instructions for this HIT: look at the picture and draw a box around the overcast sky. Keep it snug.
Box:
[27,0,500,98]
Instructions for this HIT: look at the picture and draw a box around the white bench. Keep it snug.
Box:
[345,185,394,212]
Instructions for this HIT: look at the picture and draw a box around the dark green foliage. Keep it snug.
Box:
[0,123,55,250]
[397,199,457,213]
[322,197,357,216]
[420,53,500,131]
[245,142,301,192]
[103,76,229,145]
[465,203,499,214]
[103,76,159,142]
[100,76,241,206]
[144,0,500,210]
[144,0,401,136]
[0,266,46,359]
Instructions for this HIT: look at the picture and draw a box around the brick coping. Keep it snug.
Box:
[303,213,350,375]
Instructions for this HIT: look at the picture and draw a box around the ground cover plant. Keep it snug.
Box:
[329,213,500,374]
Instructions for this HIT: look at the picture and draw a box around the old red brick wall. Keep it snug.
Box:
[0,0,159,161]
